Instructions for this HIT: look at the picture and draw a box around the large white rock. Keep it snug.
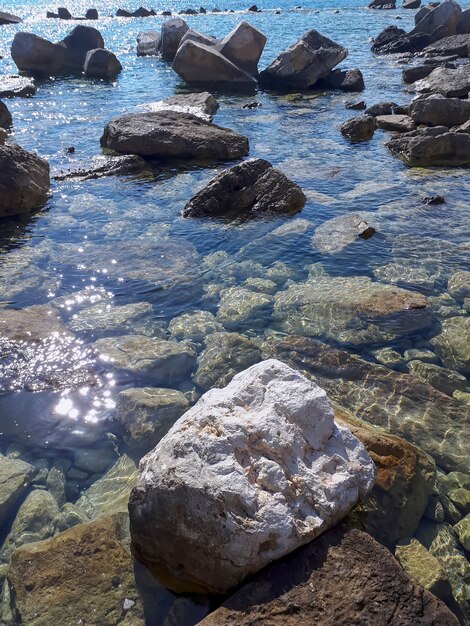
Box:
[129,359,375,594]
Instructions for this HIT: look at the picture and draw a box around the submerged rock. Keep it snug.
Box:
[217,286,273,328]
[194,331,261,390]
[387,127,470,167]
[447,270,470,302]
[311,213,376,254]
[6,512,145,625]
[198,526,458,625]
[182,158,306,219]
[100,110,249,160]
[273,275,431,345]
[262,336,470,473]
[431,316,470,374]
[0,456,34,521]
[67,301,155,336]
[395,539,454,603]
[94,335,196,383]
[1,490,59,562]
[407,360,467,396]
[75,454,138,519]
[259,29,348,90]
[116,387,189,449]
[168,310,223,342]
[0,143,50,217]
[129,360,375,594]
[0,11,22,25]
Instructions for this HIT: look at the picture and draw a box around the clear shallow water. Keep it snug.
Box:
[0,0,470,622]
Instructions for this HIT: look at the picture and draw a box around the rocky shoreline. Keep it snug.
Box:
[0,0,469,624]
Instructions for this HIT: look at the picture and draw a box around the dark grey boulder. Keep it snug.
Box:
[0,144,50,217]
[259,29,348,90]
[182,158,306,219]
[387,126,470,166]
[340,115,376,141]
[369,0,396,8]
[136,30,160,56]
[160,18,189,62]
[57,7,72,19]
[11,26,104,75]
[83,48,122,78]
[403,0,421,8]
[0,100,12,129]
[320,68,365,91]
[173,40,257,88]
[85,9,99,19]
[371,25,430,54]
[100,110,249,160]
[365,101,408,116]
[0,11,22,24]
[402,64,437,83]
[410,94,470,126]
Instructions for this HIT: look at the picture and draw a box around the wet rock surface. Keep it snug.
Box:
[199,526,458,625]
[387,127,470,167]
[0,76,36,99]
[129,360,375,594]
[6,512,145,625]
[100,110,249,160]
[262,336,470,473]
[54,155,152,181]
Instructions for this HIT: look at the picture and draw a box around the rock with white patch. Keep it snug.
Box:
[129,359,375,594]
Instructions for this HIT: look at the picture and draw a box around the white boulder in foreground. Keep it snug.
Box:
[129,359,375,594]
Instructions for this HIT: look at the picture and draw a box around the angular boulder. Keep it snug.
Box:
[340,114,376,140]
[411,94,470,126]
[129,359,375,594]
[83,48,122,78]
[387,127,470,166]
[173,40,257,87]
[259,29,348,90]
[100,110,249,159]
[0,144,50,217]
[179,28,216,48]
[411,0,462,38]
[136,30,160,56]
[198,527,459,626]
[182,158,306,219]
[371,25,430,54]
[457,7,470,33]
[216,20,266,76]
[160,17,189,61]
[11,26,104,75]
[0,100,12,129]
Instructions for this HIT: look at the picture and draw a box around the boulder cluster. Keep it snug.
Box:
[136,18,364,92]
[46,6,98,19]
[11,25,122,78]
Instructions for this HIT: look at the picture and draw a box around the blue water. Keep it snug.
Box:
[0,0,470,621]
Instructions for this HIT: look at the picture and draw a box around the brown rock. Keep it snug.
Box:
[198,526,459,626]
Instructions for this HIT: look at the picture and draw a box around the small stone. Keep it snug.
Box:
[424,495,445,523]
[346,100,366,110]
[340,115,376,141]
[168,310,223,342]
[373,347,404,367]
[422,195,445,205]
[448,488,470,514]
